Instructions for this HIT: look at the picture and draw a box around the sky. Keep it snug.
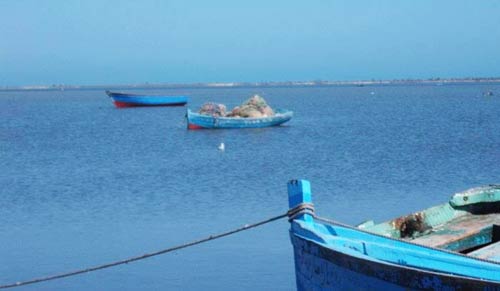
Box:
[1,0,500,86]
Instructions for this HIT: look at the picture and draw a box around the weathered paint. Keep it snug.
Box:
[287,180,500,290]
[448,229,491,251]
[470,240,500,261]
[186,109,293,129]
[106,91,188,107]
[291,235,500,290]
[360,186,500,253]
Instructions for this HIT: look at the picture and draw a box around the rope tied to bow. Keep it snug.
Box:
[287,202,315,221]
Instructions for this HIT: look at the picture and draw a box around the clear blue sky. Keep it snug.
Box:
[1,0,499,86]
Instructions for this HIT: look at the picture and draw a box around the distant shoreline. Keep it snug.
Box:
[1,77,500,92]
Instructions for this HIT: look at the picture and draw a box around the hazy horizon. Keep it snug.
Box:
[3,75,500,89]
[1,1,500,87]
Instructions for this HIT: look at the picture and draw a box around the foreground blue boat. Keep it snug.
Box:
[106,91,188,108]
[287,180,500,290]
[186,109,293,129]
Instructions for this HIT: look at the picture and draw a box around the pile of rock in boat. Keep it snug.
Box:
[198,95,275,118]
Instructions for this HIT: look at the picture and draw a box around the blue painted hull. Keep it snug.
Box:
[186,109,293,129]
[291,228,500,290]
[287,180,500,290]
[106,91,188,107]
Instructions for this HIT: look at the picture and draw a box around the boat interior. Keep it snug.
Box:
[357,185,500,262]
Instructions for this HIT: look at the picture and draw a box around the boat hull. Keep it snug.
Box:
[287,180,500,291]
[186,109,293,129]
[291,234,500,290]
[106,91,188,108]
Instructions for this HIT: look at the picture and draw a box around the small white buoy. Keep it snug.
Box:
[218,142,225,151]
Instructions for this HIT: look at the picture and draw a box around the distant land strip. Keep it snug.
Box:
[1,77,500,92]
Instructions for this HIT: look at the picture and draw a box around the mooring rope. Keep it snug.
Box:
[286,202,315,221]
[0,212,288,289]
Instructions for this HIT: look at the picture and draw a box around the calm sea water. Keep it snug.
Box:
[1,84,499,290]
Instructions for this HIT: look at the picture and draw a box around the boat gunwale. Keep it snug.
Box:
[296,214,500,267]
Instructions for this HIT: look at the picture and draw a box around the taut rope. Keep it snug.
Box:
[0,212,289,289]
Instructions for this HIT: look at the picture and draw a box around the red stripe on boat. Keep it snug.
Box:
[188,123,204,130]
[113,101,135,108]
[113,101,186,108]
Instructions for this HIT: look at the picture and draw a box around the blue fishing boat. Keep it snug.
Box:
[186,109,293,129]
[287,180,500,290]
[105,91,188,108]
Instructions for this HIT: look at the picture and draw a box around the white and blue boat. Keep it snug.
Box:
[287,180,500,290]
[106,91,188,108]
[186,109,293,129]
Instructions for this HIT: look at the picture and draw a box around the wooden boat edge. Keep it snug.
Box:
[287,180,500,289]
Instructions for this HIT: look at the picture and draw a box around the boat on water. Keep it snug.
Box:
[105,91,188,108]
[186,108,293,129]
[287,180,500,290]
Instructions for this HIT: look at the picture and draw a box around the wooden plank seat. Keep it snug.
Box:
[410,213,500,252]
[468,240,500,262]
